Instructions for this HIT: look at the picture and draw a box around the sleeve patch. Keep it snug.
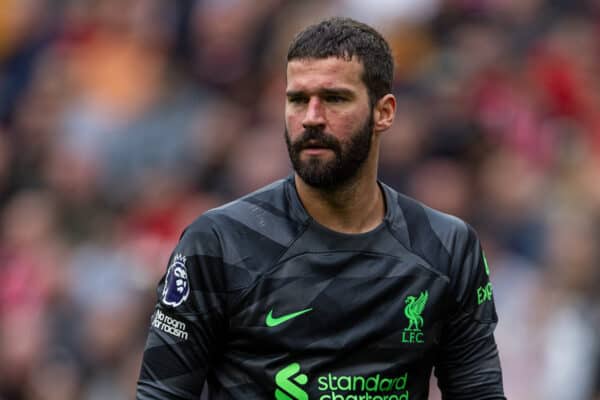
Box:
[152,309,189,340]
[161,254,190,307]
[476,282,494,305]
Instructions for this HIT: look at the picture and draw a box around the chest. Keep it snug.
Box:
[226,252,450,361]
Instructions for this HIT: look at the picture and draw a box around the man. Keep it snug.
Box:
[137,17,505,399]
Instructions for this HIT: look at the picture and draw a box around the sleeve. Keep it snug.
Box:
[434,224,506,400]
[136,222,228,399]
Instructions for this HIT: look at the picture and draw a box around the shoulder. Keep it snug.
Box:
[397,191,468,233]
[387,188,477,277]
[179,178,307,271]
[388,190,490,312]
[182,179,290,235]
[203,178,291,226]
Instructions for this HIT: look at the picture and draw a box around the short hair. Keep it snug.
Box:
[287,17,394,105]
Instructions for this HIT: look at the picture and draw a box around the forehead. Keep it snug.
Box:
[286,57,366,92]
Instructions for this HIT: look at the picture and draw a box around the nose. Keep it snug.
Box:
[302,97,326,129]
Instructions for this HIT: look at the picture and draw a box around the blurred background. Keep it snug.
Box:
[1,0,599,399]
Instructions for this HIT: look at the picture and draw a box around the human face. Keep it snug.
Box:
[285,57,374,189]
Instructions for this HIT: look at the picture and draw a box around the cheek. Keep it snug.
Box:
[329,109,368,139]
[285,108,303,135]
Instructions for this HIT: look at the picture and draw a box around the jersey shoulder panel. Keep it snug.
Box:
[391,191,469,276]
[390,191,493,319]
[200,178,308,277]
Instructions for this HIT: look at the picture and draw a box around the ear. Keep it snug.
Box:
[372,94,396,134]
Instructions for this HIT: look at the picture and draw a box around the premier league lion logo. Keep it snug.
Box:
[161,254,190,307]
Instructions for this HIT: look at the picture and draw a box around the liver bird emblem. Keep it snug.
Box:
[404,291,428,331]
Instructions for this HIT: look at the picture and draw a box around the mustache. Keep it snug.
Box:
[292,127,341,152]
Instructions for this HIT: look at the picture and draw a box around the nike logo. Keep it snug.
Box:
[265,307,313,327]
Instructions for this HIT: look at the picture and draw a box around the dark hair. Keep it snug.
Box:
[287,17,394,105]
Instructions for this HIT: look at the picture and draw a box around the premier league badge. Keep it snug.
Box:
[161,254,190,307]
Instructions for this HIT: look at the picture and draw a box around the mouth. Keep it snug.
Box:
[300,142,333,156]
[300,139,331,152]
[291,131,339,158]
[301,147,332,156]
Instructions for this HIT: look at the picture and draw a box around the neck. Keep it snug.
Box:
[294,166,385,234]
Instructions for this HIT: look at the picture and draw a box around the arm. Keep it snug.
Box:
[137,224,227,399]
[435,225,506,400]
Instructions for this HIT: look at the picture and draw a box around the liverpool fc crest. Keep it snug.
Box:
[402,290,428,343]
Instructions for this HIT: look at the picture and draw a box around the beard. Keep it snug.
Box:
[285,113,374,190]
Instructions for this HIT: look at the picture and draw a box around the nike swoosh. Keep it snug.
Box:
[266,307,313,327]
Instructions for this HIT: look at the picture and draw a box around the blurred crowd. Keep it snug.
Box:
[1,0,600,399]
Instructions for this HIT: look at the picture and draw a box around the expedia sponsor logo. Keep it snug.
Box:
[477,282,493,305]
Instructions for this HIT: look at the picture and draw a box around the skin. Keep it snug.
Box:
[285,57,396,233]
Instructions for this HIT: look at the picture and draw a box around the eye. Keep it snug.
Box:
[288,95,308,104]
[324,94,346,103]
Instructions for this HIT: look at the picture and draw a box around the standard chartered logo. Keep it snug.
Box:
[275,363,410,400]
[275,363,308,400]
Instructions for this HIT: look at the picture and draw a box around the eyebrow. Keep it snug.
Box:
[286,88,356,98]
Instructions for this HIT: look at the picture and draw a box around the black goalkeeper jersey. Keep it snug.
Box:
[137,176,505,400]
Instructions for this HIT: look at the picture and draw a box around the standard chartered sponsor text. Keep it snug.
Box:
[153,309,188,340]
[317,372,409,400]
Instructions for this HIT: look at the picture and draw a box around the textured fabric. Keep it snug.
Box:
[137,176,505,399]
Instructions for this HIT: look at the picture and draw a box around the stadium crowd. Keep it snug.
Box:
[0,0,599,399]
